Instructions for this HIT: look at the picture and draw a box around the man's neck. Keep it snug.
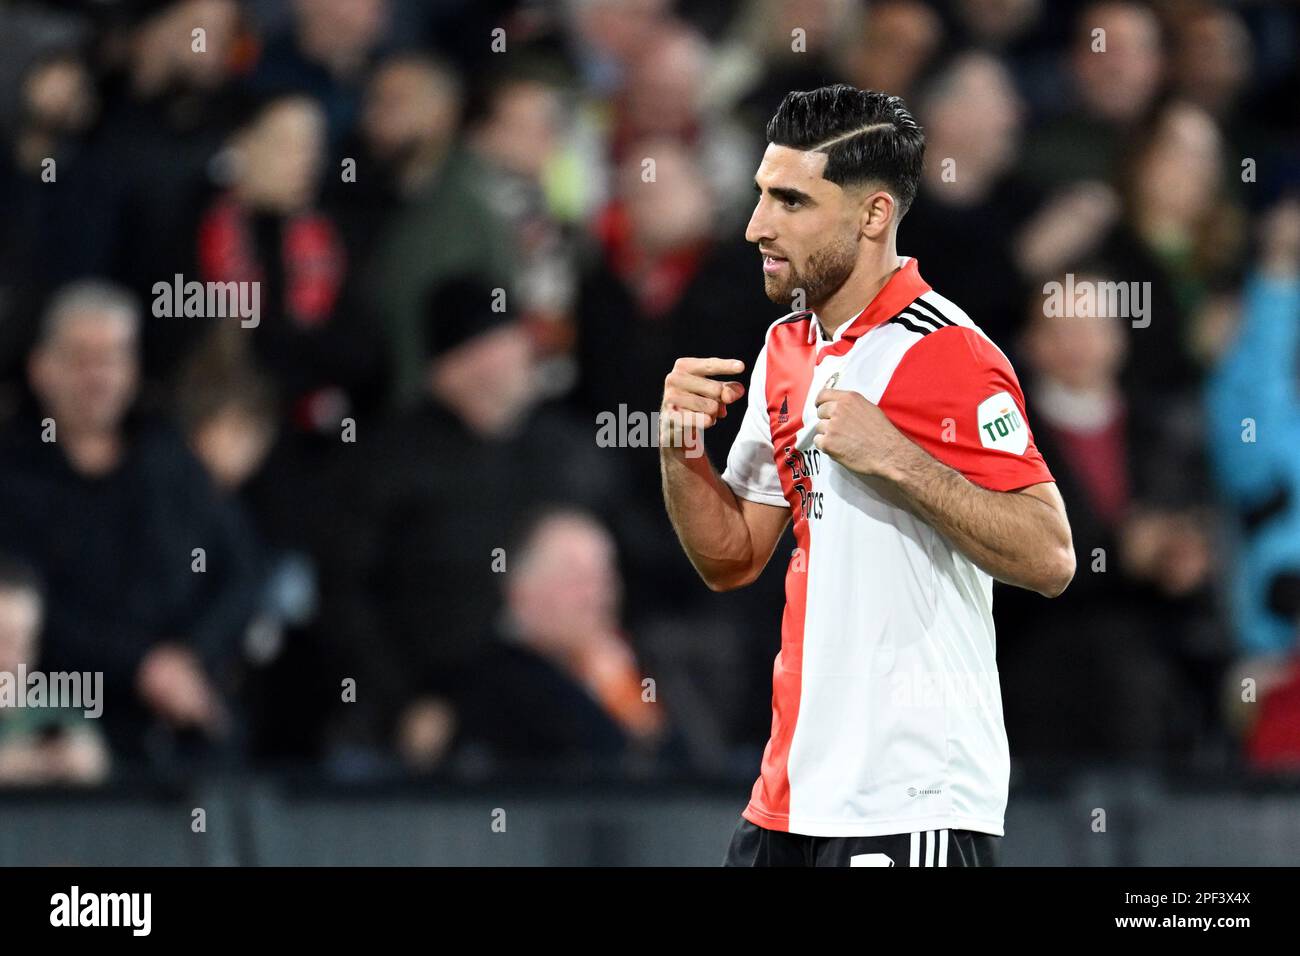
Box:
[814,246,902,339]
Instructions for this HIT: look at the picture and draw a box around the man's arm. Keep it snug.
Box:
[661,439,790,591]
[659,356,790,591]
[814,388,1075,598]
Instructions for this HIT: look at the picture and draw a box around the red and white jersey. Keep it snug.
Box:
[721,256,1054,837]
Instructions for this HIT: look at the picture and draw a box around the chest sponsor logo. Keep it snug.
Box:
[782,445,824,520]
[977,391,1027,455]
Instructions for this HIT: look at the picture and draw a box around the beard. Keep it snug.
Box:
[762,232,858,308]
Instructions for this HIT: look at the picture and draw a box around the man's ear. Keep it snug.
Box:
[859,189,896,240]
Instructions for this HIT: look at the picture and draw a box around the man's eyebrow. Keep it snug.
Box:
[753,180,814,205]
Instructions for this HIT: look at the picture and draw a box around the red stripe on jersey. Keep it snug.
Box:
[742,317,817,832]
[877,324,1055,492]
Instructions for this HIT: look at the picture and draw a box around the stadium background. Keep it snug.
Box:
[0,0,1298,865]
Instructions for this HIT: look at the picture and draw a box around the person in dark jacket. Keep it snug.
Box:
[0,281,261,768]
[317,276,633,768]
[995,274,1227,761]
[454,505,687,775]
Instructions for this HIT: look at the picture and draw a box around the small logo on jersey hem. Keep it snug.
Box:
[907,787,943,797]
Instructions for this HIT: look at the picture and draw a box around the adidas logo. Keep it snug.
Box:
[777,395,789,424]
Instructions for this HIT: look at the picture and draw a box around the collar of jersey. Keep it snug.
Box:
[804,256,932,349]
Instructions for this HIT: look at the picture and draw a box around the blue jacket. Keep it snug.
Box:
[1206,274,1300,654]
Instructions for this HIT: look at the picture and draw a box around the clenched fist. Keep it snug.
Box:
[813,387,912,479]
[660,357,746,450]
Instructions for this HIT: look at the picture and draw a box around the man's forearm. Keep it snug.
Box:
[660,443,756,590]
[870,440,1074,597]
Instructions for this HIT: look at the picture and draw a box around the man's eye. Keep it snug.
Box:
[783,197,802,209]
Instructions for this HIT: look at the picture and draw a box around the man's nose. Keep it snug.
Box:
[744,204,772,245]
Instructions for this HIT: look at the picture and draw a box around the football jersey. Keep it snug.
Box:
[721,256,1054,837]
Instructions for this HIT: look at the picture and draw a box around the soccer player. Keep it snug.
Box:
[659,86,1075,867]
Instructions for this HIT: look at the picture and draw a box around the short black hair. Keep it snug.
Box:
[764,84,925,218]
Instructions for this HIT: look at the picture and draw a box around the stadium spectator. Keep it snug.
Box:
[453,507,678,772]
[1021,0,1164,189]
[996,272,1223,759]
[0,50,101,371]
[600,21,759,229]
[564,0,673,97]
[179,353,326,760]
[0,554,109,787]
[0,281,260,767]
[197,92,382,418]
[716,0,857,129]
[839,0,943,104]
[465,65,582,389]
[1095,100,1245,404]
[1168,2,1253,123]
[75,0,250,379]
[1206,199,1300,666]
[571,138,786,643]
[357,53,517,404]
[248,0,392,149]
[901,52,1040,347]
[317,276,629,768]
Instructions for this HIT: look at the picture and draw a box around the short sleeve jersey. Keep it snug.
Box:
[721,256,1054,837]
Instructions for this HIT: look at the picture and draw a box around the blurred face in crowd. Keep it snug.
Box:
[235,97,326,214]
[134,0,240,94]
[922,52,1022,184]
[29,308,139,435]
[619,140,714,254]
[430,324,537,436]
[0,589,40,675]
[1131,103,1222,234]
[508,514,622,655]
[294,0,388,73]
[764,0,847,55]
[746,144,873,308]
[190,406,277,492]
[22,55,98,136]
[1022,279,1127,391]
[1072,1,1164,124]
[1173,8,1252,116]
[572,0,671,66]
[363,59,460,164]
[473,80,562,180]
[844,0,942,98]
[956,0,1040,47]
[622,27,706,139]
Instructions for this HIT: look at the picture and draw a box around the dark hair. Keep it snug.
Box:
[765,84,925,218]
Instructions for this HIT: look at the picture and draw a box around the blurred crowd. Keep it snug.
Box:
[0,0,1297,787]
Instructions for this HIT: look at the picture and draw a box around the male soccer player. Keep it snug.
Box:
[659,85,1075,867]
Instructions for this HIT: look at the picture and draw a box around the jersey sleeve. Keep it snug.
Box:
[876,326,1055,493]
[721,344,788,507]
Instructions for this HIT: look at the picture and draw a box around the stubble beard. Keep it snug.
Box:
[762,232,858,309]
